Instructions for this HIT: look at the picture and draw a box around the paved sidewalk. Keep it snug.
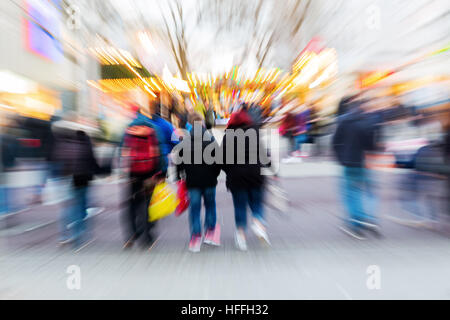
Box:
[1,173,449,299]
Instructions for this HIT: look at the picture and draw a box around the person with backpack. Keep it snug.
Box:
[120,104,165,249]
[148,100,178,176]
[175,112,221,252]
[220,108,271,251]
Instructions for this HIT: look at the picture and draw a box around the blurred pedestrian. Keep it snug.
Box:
[18,116,54,205]
[52,125,101,248]
[176,112,221,252]
[120,105,165,249]
[0,115,19,216]
[292,105,310,158]
[243,103,264,129]
[332,99,380,240]
[221,109,270,251]
[147,100,178,176]
[446,121,450,215]
[279,111,299,163]
[413,115,450,227]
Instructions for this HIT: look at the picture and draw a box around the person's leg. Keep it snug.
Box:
[143,178,157,246]
[188,188,202,237]
[80,186,88,239]
[295,134,306,155]
[59,183,75,242]
[71,187,83,245]
[123,177,142,245]
[361,168,378,225]
[73,186,88,246]
[203,187,217,232]
[341,167,365,230]
[289,135,297,155]
[231,189,248,230]
[0,182,8,215]
[447,177,450,218]
[249,186,270,244]
[248,187,264,224]
[421,175,441,224]
[398,170,423,220]
[292,135,300,154]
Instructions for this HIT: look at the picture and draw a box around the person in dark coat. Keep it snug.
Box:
[332,100,379,239]
[52,126,100,247]
[414,117,450,223]
[220,109,271,250]
[176,112,221,252]
[446,122,450,215]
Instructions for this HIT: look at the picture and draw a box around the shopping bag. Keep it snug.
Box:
[175,180,189,216]
[148,181,179,222]
[264,177,290,213]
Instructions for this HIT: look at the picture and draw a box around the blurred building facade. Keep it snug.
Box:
[294,0,449,113]
[0,0,137,125]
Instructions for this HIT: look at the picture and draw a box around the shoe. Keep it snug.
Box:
[204,225,221,246]
[189,235,202,253]
[251,220,271,246]
[235,230,247,251]
[123,235,135,249]
[358,221,383,238]
[350,219,380,230]
[59,237,74,245]
[339,225,366,240]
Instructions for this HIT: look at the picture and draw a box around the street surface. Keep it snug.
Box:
[1,160,449,300]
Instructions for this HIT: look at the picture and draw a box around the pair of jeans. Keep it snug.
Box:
[398,171,423,219]
[294,134,307,152]
[230,187,264,230]
[340,167,377,229]
[287,134,296,154]
[124,174,156,245]
[188,187,216,237]
[398,171,442,222]
[0,185,8,215]
[60,186,88,245]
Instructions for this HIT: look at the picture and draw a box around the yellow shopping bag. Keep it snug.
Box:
[148,181,179,222]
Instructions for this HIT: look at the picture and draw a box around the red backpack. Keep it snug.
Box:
[123,125,160,175]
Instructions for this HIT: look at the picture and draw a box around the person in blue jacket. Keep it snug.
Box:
[124,100,178,176]
[120,100,178,249]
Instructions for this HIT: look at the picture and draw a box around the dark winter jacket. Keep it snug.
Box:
[52,128,100,187]
[332,110,376,168]
[176,125,221,189]
[220,110,268,190]
[415,125,450,176]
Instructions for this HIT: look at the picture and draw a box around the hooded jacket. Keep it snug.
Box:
[221,110,267,190]
[176,125,221,189]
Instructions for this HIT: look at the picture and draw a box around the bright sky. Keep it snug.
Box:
[108,0,450,78]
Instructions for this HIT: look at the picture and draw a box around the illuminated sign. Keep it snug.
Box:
[24,0,62,62]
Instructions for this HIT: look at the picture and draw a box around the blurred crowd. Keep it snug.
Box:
[1,90,449,250]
